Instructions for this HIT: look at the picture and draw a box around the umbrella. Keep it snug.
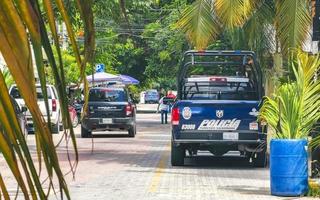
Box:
[86,72,119,82]
[119,75,140,85]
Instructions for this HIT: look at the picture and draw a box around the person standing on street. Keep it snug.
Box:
[158,96,169,124]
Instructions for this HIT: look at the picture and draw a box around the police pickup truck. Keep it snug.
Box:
[171,50,266,167]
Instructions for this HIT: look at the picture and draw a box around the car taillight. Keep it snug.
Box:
[126,104,133,116]
[171,108,180,125]
[52,99,57,112]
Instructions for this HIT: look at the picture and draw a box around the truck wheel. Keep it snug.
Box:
[81,125,91,138]
[171,141,185,166]
[253,149,267,168]
[52,121,60,134]
[128,125,136,137]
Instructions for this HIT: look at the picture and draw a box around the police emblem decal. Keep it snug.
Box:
[216,110,224,118]
[182,107,192,120]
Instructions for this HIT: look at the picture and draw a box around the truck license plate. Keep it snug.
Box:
[223,132,238,140]
[100,118,112,124]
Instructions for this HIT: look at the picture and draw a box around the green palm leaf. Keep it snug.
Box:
[176,0,220,49]
[259,51,320,145]
[214,0,258,29]
[275,0,311,55]
[0,0,95,199]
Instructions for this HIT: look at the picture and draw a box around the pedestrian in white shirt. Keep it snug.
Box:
[158,97,169,124]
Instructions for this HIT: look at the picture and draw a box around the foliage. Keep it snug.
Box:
[46,49,79,85]
[175,0,220,49]
[308,180,320,197]
[93,0,189,90]
[176,0,312,56]
[1,67,14,88]
[143,11,188,90]
[275,0,311,55]
[259,52,320,147]
[0,0,94,199]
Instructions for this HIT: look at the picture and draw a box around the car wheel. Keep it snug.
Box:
[128,125,136,137]
[81,125,91,138]
[171,141,185,166]
[52,121,60,134]
[252,147,267,168]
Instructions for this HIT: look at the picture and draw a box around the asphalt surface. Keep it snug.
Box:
[0,107,315,199]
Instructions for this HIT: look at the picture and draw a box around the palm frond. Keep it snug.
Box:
[176,0,220,49]
[214,0,264,29]
[0,0,95,199]
[275,0,312,55]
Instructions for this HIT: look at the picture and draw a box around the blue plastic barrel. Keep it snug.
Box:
[270,139,308,196]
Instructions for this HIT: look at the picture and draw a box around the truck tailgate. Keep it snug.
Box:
[176,100,260,132]
[88,102,127,118]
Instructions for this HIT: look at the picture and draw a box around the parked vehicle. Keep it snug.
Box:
[81,87,137,138]
[144,89,159,104]
[171,50,266,167]
[0,96,28,135]
[9,84,62,133]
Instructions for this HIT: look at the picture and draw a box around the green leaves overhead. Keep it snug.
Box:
[176,0,220,49]
[214,0,260,29]
[276,0,311,55]
[177,0,312,54]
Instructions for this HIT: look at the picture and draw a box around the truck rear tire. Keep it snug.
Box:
[171,141,185,166]
[128,125,136,137]
[253,149,267,168]
[81,125,91,138]
[52,121,60,134]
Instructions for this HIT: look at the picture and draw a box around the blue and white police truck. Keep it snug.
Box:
[171,50,267,167]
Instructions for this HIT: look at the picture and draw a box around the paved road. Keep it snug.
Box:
[53,113,311,200]
[0,112,313,199]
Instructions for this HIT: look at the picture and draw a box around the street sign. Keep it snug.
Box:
[96,63,105,73]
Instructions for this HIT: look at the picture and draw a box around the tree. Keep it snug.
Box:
[93,0,190,91]
[176,0,311,56]
[0,0,94,199]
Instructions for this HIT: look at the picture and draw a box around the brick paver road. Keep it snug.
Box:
[55,113,312,200]
[0,112,314,199]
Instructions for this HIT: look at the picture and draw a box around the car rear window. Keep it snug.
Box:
[10,86,52,99]
[89,89,128,102]
[146,91,158,96]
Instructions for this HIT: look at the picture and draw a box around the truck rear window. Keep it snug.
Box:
[89,89,128,102]
[182,77,258,100]
[10,86,52,99]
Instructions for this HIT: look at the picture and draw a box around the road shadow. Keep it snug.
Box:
[218,185,270,196]
[184,155,254,169]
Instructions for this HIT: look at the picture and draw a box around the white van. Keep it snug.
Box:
[9,84,62,133]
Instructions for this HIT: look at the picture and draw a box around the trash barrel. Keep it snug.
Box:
[270,139,308,196]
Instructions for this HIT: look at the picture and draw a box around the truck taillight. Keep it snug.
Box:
[171,108,180,125]
[209,77,227,82]
[52,99,57,112]
[126,104,133,116]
